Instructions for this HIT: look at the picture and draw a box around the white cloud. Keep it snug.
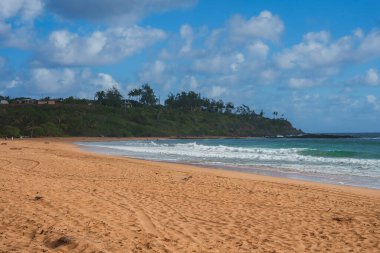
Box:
[93,73,120,90]
[39,26,166,66]
[139,60,167,83]
[260,69,278,84]
[276,29,380,71]
[230,53,245,72]
[365,68,379,85]
[354,28,364,38]
[135,11,283,97]
[235,53,245,63]
[228,11,284,42]
[29,67,120,96]
[180,24,193,54]
[0,0,43,48]
[275,31,353,70]
[30,68,77,93]
[193,54,228,74]
[135,15,380,104]
[352,68,380,86]
[358,29,380,59]
[327,94,359,108]
[0,0,43,21]
[6,77,21,89]
[367,95,380,111]
[247,41,269,58]
[1,26,36,48]
[46,0,196,24]
[303,31,330,43]
[0,77,21,91]
[181,75,198,90]
[0,57,20,91]
[138,60,178,92]
[289,78,320,88]
[205,29,223,48]
[367,95,376,103]
[292,92,320,104]
[191,52,246,75]
[209,86,227,98]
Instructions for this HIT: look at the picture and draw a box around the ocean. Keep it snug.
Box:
[77,133,380,189]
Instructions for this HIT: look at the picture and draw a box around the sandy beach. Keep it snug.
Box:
[0,138,379,253]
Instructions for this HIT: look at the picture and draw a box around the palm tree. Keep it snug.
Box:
[95,91,105,103]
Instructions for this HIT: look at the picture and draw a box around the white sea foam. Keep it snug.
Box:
[81,141,380,178]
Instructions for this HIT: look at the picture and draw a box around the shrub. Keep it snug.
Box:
[1,125,20,138]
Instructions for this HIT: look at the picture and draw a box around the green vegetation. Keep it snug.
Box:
[0,85,302,138]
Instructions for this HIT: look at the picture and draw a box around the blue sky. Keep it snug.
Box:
[0,0,380,133]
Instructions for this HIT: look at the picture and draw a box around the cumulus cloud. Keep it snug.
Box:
[0,0,43,48]
[193,54,229,74]
[367,95,380,111]
[303,31,330,43]
[260,69,278,84]
[276,29,380,71]
[30,68,76,93]
[247,41,269,58]
[94,73,120,90]
[209,86,227,98]
[191,52,246,75]
[133,10,286,97]
[139,60,167,84]
[351,68,380,86]
[358,29,380,58]
[138,17,380,103]
[288,77,322,88]
[38,26,166,66]
[183,75,198,90]
[367,95,376,103]
[0,26,36,48]
[134,11,284,97]
[46,0,197,24]
[365,68,379,85]
[180,24,193,54]
[228,11,284,42]
[275,31,352,70]
[0,0,43,21]
[138,60,178,92]
[29,67,121,96]
[0,57,21,92]
[133,11,282,98]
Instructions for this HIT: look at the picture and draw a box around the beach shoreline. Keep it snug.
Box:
[1,137,379,252]
[75,137,380,191]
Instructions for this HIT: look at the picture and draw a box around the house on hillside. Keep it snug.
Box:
[125,100,132,108]
[15,98,36,104]
[0,100,9,105]
[124,99,140,108]
[37,100,56,105]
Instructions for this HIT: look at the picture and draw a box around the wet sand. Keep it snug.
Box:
[0,138,379,252]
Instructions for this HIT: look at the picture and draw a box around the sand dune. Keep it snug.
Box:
[0,138,379,252]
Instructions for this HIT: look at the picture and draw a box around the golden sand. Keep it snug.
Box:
[0,138,379,252]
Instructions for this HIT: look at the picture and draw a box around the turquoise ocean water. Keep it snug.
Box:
[77,133,380,189]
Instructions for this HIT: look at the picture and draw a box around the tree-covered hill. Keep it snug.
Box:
[0,85,302,138]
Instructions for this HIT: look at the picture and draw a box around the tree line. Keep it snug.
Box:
[91,84,272,118]
[0,84,298,138]
[1,84,286,119]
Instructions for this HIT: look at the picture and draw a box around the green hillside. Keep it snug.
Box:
[0,86,302,138]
